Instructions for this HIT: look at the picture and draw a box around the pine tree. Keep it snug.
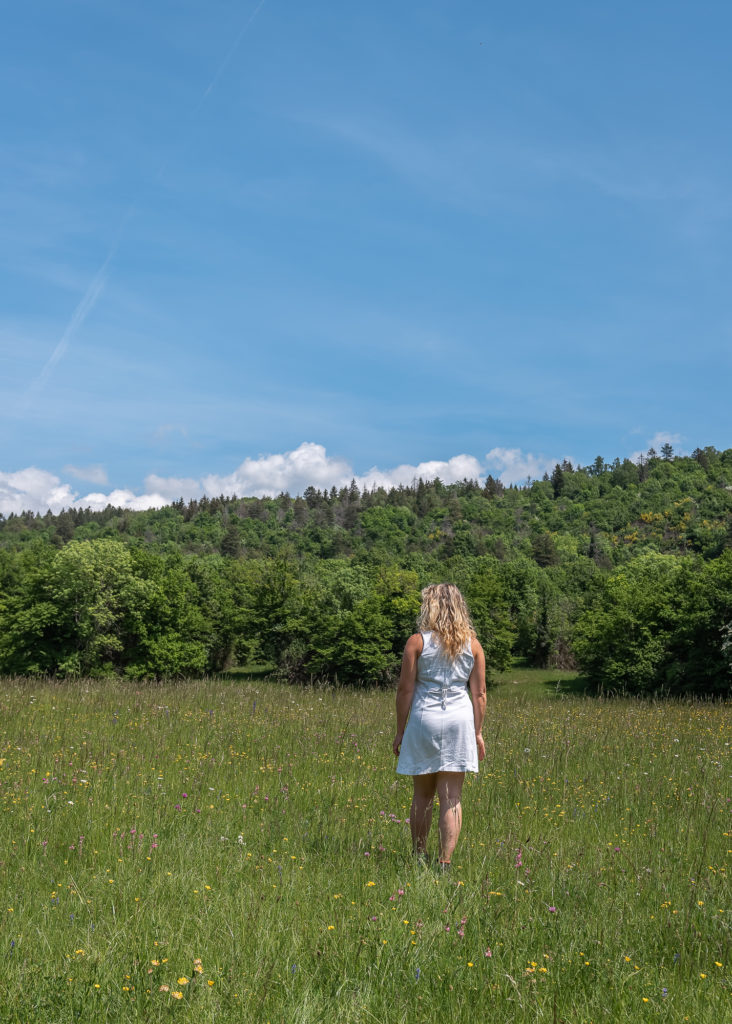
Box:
[550,463,565,498]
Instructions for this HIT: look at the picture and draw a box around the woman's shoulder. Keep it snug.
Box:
[405,633,424,655]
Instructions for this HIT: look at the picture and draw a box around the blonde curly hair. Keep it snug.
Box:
[417,583,475,659]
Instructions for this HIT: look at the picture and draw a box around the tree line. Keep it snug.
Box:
[0,445,730,692]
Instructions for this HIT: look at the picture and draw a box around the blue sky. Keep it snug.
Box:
[2,0,731,513]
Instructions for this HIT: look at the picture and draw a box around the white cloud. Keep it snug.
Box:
[629,432,685,463]
[64,463,108,485]
[0,469,167,517]
[0,467,75,516]
[202,444,485,498]
[202,442,353,498]
[144,474,202,501]
[356,454,484,491]
[485,447,572,485]
[75,489,169,513]
[1,442,570,516]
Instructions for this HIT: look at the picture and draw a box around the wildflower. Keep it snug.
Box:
[177,977,189,985]
[415,968,421,980]
[548,906,557,913]
[662,988,668,998]
[208,980,214,986]
[366,881,376,887]
[327,926,335,930]
[172,991,183,999]
[159,985,169,992]
[485,948,492,957]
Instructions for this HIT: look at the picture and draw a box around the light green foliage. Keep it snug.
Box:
[574,554,685,692]
[0,675,729,1022]
[575,552,732,694]
[275,563,421,685]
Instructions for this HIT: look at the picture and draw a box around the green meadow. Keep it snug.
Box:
[1,671,729,1023]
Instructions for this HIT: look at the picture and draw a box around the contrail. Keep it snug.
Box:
[29,0,269,394]
[157,0,270,180]
[31,257,109,393]
[198,0,269,106]
[26,205,133,398]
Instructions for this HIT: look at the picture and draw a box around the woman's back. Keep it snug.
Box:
[397,631,477,774]
[417,631,474,692]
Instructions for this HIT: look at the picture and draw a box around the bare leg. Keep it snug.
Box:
[410,774,437,855]
[436,772,465,863]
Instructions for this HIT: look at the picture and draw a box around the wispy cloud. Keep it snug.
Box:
[144,474,202,501]
[64,463,108,485]
[629,431,686,463]
[304,113,498,212]
[306,106,732,237]
[485,447,574,484]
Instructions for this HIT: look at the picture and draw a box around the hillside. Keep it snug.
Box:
[1,446,730,692]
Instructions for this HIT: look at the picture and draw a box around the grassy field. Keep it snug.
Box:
[0,671,729,1023]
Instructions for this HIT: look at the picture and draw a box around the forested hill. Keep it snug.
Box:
[1,445,731,693]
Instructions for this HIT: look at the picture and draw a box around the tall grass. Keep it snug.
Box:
[1,675,729,1022]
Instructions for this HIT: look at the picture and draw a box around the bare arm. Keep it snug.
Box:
[393,633,421,756]
[469,638,487,762]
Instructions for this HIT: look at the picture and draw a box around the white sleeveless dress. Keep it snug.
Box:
[396,631,478,775]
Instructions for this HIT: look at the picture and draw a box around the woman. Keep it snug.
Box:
[393,583,486,868]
